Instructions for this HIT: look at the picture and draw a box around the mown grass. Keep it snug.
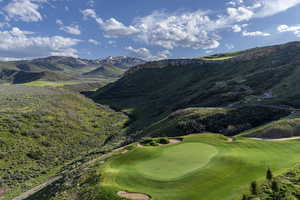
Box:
[99,134,300,200]
[0,85,128,199]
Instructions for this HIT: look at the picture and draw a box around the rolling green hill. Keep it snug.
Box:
[93,41,300,139]
[0,85,128,199]
[83,65,125,78]
[0,69,75,84]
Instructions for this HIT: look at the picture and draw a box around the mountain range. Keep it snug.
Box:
[0,56,146,84]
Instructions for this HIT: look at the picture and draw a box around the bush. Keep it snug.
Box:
[140,138,153,145]
[157,138,170,144]
[148,141,159,146]
[27,150,43,160]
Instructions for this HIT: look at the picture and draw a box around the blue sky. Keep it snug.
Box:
[0,0,300,61]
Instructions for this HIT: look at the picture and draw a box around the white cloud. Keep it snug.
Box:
[225,43,235,50]
[3,0,47,22]
[232,24,242,32]
[133,10,222,49]
[0,27,81,59]
[231,24,248,32]
[226,7,254,22]
[226,0,300,21]
[242,30,271,37]
[126,46,171,61]
[81,9,103,24]
[82,1,300,51]
[60,24,81,35]
[88,39,100,45]
[254,0,300,18]
[277,24,300,37]
[84,10,223,50]
[102,18,139,37]
[56,19,63,25]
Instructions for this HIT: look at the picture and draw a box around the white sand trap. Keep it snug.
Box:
[117,191,150,200]
[169,138,182,144]
[138,138,182,147]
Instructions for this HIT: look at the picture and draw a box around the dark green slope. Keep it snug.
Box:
[93,41,300,136]
[0,69,75,84]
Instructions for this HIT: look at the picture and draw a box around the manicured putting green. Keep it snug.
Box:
[134,143,217,180]
[101,134,300,200]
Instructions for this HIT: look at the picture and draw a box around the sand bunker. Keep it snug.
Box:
[169,138,182,144]
[117,191,151,200]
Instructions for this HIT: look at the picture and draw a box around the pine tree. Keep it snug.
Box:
[266,168,273,181]
[242,194,247,200]
[271,180,279,192]
[250,181,258,195]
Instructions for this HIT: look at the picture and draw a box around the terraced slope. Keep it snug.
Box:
[99,134,300,200]
[0,85,128,199]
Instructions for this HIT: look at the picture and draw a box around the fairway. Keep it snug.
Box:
[100,134,300,200]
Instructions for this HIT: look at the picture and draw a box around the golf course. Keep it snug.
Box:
[100,134,300,200]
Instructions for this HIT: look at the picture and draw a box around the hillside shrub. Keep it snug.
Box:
[157,138,170,144]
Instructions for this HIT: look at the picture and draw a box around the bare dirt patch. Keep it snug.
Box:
[0,188,7,197]
[227,137,235,142]
[117,191,151,200]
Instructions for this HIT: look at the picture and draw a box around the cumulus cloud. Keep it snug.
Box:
[232,24,242,32]
[277,24,300,37]
[88,39,100,45]
[132,10,222,49]
[0,27,81,59]
[226,7,253,22]
[3,0,47,22]
[84,9,222,50]
[81,9,103,24]
[102,18,139,37]
[242,30,271,37]
[226,0,300,21]
[60,24,81,35]
[56,19,63,25]
[126,46,171,61]
[82,1,299,51]
[254,0,300,18]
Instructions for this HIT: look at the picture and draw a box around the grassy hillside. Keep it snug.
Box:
[242,164,300,199]
[142,106,289,138]
[93,42,300,138]
[96,134,300,200]
[0,85,128,199]
[0,70,75,84]
[83,65,125,78]
[239,111,300,139]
